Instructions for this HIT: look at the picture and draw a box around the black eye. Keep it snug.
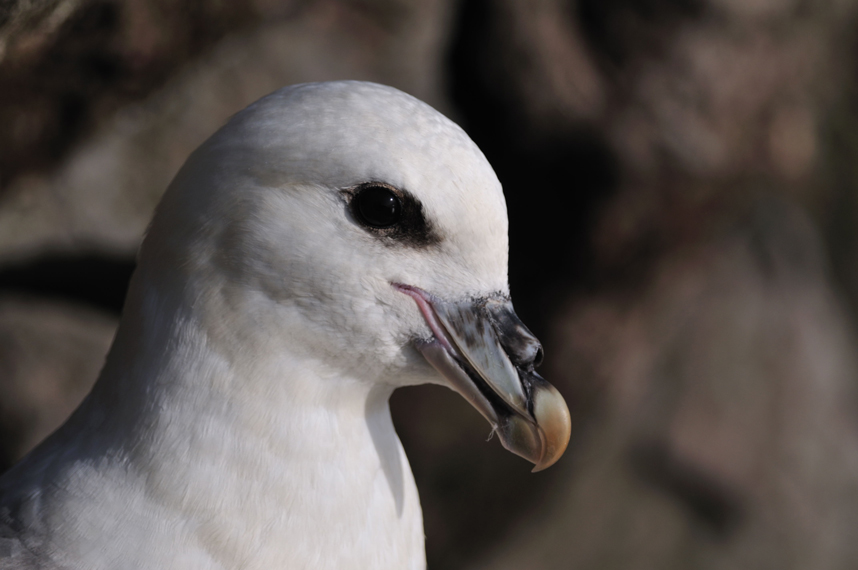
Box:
[353,184,402,228]
[344,182,440,247]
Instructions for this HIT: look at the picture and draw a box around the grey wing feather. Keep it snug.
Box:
[0,522,53,570]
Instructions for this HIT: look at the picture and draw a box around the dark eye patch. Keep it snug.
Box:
[344,182,440,248]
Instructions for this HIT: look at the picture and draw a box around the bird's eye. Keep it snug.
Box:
[344,182,439,247]
[353,184,402,228]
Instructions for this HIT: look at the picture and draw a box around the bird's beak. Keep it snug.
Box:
[394,284,571,472]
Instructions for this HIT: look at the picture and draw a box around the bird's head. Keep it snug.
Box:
[141,81,570,471]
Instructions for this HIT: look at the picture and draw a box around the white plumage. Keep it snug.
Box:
[0,81,569,569]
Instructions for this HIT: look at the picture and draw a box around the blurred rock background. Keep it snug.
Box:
[2,0,858,568]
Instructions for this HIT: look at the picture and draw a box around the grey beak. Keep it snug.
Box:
[396,284,571,472]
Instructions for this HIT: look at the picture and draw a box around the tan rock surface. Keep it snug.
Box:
[467,203,858,570]
[0,0,453,262]
[0,296,116,471]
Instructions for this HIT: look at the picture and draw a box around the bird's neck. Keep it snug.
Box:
[5,270,426,570]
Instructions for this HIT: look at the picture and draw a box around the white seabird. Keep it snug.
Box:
[0,81,571,570]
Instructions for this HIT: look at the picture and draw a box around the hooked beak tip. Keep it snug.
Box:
[530,378,572,472]
[496,375,571,472]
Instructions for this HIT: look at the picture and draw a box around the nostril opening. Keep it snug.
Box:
[488,301,543,368]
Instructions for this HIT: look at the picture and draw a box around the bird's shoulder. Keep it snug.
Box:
[0,522,52,570]
[0,488,57,570]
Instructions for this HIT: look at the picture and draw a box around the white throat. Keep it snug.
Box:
[2,266,426,570]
